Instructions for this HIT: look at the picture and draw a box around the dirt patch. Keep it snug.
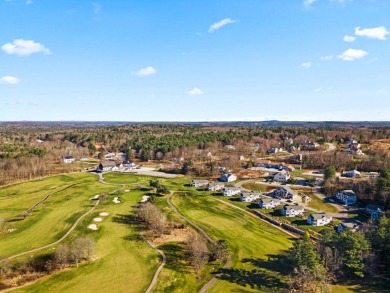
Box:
[151,227,192,246]
[371,139,390,151]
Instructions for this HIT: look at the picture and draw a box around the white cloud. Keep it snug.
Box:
[343,35,356,42]
[355,26,389,40]
[208,18,237,33]
[92,2,101,14]
[301,62,312,69]
[338,48,367,61]
[320,55,333,61]
[303,0,317,7]
[1,39,51,56]
[186,87,204,96]
[135,66,156,77]
[25,0,32,5]
[0,76,20,85]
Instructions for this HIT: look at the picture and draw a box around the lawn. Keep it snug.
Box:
[0,173,117,257]
[12,190,160,293]
[241,182,278,192]
[169,192,293,292]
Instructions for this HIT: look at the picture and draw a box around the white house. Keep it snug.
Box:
[240,192,261,202]
[267,147,283,154]
[273,186,298,200]
[307,214,332,226]
[281,205,305,217]
[273,170,291,183]
[259,198,280,209]
[97,161,117,172]
[336,190,357,206]
[302,141,320,150]
[191,179,209,188]
[342,170,361,178]
[208,182,225,192]
[338,222,360,233]
[222,187,242,196]
[63,156,75,164]
[365,204,385,220]
[220,173,237,182]
[123,161,136,168]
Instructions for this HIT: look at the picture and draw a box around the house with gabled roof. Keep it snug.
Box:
[259,198,280,209]
[281,205,304,217]
[273,186,298,199]
[307,213,332,226]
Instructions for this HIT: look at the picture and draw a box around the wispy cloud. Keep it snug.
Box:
[303,0,317,8]
[186,87,204,96]
[92,2,102,14]
[0,76,20,85]
[355,26,389,40]
[338,48,367,61]
[25,0,32,5]
[1,39,51,56]
[320,55,333,61]
[301,62,312,69]
[208,18,237,33]
[135,66,156,77]
[343,35,356,42]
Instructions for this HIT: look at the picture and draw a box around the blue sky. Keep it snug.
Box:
[0,0,389,121]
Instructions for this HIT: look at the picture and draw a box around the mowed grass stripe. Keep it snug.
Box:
[0,174,116,257]
[13,191,160,293]
[170,193,293,293]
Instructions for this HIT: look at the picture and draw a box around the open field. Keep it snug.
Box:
[2,172,388,292]
[12,190,160,293]
[169,191,293,292]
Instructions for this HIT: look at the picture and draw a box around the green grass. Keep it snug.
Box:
[12,191,160,293]
[169,192,293,292]
[307,192,338,213]
[0,173,117,257]
[241,182,277,192]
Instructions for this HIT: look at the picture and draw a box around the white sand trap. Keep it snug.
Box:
[89,194,100,200]
[93,217,103,222]
[125,190,130,192]
[113,197,121,204]
[88,224,98,230]
[140,195,150,203]
[99,212,109,217]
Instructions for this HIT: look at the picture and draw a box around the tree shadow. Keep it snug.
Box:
[242,254,291,275]
[215,254,291,291]
[111,213,144,242]
[247,203,260,209]
[228,198,241,202]
[158,242,190,273]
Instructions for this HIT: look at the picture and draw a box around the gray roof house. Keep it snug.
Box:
[307,214,332,226]
[273,186,298,199]
[192,179,209,188]
[281,205,305,217]
[259,198,280,209]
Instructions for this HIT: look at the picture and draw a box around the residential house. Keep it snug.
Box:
[307,214,332,226]
[257,162,284,171]
[63,156,75,164]
[259,198,280,209]
[302,141,320,150]
[365,204,385,220]
[222,187,241,196]
[273,186,298,199]
[191,179,209,188]
[123,161,136,168]
[281,205,305,217]
[96,161,117,172]
[342,170,362,178]
[208,182,225,192]
[296,154,303,161]
[267,147,283,154]
[338,221,360,233]
[240,192,261,202]
[336,190,357,206]
[105,152,116,159]
[350,143,361,151]
[220,173,237,182]
[284,138,294,145]
[346,139,358,146]
[273,170,291,183]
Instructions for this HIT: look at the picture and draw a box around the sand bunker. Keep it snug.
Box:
[93,218,103,222]
[99,212,109,217]
[88,224,98,230]
[125,190,130,192]
[113,197,121,204]
[140,195,150,203]
[89,194,100,200]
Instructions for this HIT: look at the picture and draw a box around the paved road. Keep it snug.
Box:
[142,230,167,293]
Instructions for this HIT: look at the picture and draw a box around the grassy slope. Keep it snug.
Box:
[0,174,116,257]
[170,191,293,292]
[12,190,160,293]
